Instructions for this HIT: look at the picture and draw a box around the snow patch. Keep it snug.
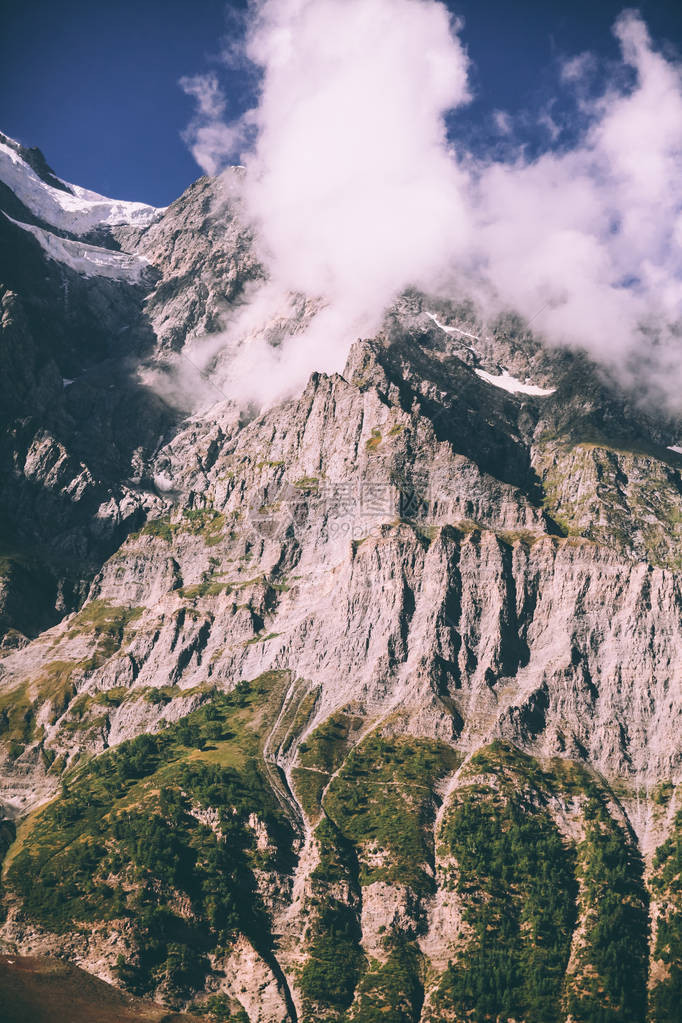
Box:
[475,368,556,396]
[0,137,162,234]
[4,213,150,282]
[667,445,682,455]
[426,311,479,344]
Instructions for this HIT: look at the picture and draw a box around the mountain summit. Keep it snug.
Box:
[0,133,680,1022]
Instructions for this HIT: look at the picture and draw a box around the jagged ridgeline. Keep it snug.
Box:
[1,133,681,1021]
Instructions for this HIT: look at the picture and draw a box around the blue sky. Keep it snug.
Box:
[1,0,681,206]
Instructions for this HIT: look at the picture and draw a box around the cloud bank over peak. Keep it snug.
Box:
[181,1,682,411]
[469,10,682,397]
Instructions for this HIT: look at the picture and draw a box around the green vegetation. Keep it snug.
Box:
[94,686,129,706]
[181,508,228,547]
[5,673,294,1000]
[536,439,682,567]
[299,898,363,1012]
[178,581,231,600]
[0,812,16,920]
[293,710,365,825]
[266,681,319,759]
[429,742,649,1023]
[56,684,214,736]
[134,516,174,543]
[365,428,383,452]
[231,574,266,591]
[652,781,675,806]
[312,816,358,885]
[299,817,364,1017]
[497,528,545,547]
[67,600,143,666]
[565,798,648,1023]
[139,684,210,706]
[291,767,328,823]
[133,509,227,547]
[649,808,682,1022]
[1,660,93,746]
[298,710,363,775]
[0,682,33,743]
[296,722,464,1021]
[194,994,249,1021]
[280,688,317,751]
[59,709,108,736]
[37,660,81,723]
[434,788,577,1022]
[405,521,439,544]
[298,750,432,1020]
[244,631,280,645]
[2,675,661,1023]
[352,938,423,1023]
[296,729,452,1018]
[323,732,460,892]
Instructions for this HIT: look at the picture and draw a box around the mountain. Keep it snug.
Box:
[0,131,680,1023]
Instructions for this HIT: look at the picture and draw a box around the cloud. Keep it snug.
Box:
[220,0,474,404]
[492,110,513,136]
[469,9,682,402]
[179,72,227,119]
[241,0,471,298]
[179,72,247,175]
[179,0,474,406]
[179,3,682,413]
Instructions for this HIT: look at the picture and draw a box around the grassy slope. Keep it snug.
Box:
[3,672,293,1005]
[0,695,673,1023]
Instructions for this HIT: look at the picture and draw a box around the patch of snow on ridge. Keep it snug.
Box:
[0,137,162,234]
[4,213,150,282]
[426,311,479,343]
[475,368,556,396]
[667,445,682,455]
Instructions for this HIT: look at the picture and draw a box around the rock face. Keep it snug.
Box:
[0,133,681,1022]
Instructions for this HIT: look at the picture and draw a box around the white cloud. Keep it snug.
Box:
[179,73,246,176]
[493,109,513,136]
[179,72,226,120]
[468,9,682,401]
[179,3,682,412]
[560,51,596,84]
[240,0,472,307]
